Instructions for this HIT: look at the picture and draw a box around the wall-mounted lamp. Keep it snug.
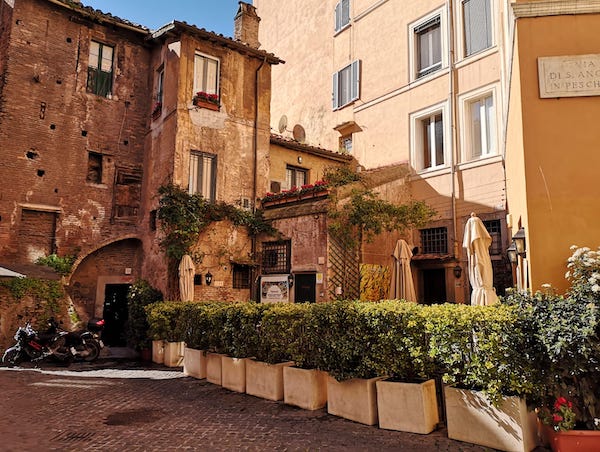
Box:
[205,271,213,286]
[506,243,518,264]
[512,228,527,257]
[297,156,303,164]
[288,273,294,288]
[453,265,462,279]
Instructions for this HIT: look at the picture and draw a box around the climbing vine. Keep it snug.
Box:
[35,253,76,276]
[157,183,276,261]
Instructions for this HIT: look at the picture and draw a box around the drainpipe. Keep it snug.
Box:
[448,0,458,260]
[251,56,267,300]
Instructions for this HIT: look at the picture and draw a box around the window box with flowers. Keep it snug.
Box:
[261,180,329,208]
[193,91,220,111]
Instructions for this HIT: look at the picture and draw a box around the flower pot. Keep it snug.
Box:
[221,356,247,393]
[245,359,294,401]
[376,378,439,434]
[183,347,207,379]
[206,352,224,385]
[163,341,184,367]
[192,98,219,111]
[152,340,164,364]
[543,425,600,452]
[326,375,385,426]
[140,348,152,362]
[444,387,539,452]
[283,366,328,411]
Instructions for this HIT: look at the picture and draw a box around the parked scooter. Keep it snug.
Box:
[2,321,72,366]
[46,317,104,362]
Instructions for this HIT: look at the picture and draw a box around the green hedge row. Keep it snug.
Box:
[145,299,544,404]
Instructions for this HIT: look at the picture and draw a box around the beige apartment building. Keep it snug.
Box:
[254,0,513,303]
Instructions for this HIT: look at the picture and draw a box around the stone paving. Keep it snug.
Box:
[0,358,548,452]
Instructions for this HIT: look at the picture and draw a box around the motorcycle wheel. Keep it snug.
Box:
[2,348,23,367]
[82,340,100,362]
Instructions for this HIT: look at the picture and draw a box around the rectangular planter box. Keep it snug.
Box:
[206,352,224,386]
[376,378,439,434]
[327,375,384,426]
[221,356,247,393]
[152,340,164,364]
[246,359,294,401]
[183,347,207,379]
[163,341,184,367]
[444,387,539,452]
[283,367,328,411]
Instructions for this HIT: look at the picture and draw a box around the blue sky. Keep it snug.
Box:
[82,1,242,36]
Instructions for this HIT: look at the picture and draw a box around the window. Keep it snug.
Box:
[420,227,448,254]
[113,168,142,219]
[87,152,103,183]
[467,93,495,159]
[194,53,219,96]
[332,60,360,110]
[335,0,350,32]
[262,241,291,274]
[415,16,441,78]
[340,135,353,154]
[411,106,446,172]
[482,219,502,255]
[286,165,307,189]
[189,151,217,202]
[156,67,164,103]
[87,41,113,97]
[462,0,492,57]
[233,264,251,289]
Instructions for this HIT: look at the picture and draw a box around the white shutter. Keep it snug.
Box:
[335,2,341,32]
[332,71,339,109]
[351,60,360,102]
[341,0,350,28]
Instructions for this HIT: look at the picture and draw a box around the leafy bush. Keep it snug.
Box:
[126,280,163,350]
[145,301,187,342]
[258,303,308,364]
[35,254,76,276]
[221,302,267,358]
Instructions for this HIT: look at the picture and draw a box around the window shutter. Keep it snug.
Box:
[332,71,339,109]
[463,0,491,56]
[335,2,341,31]
[351,60,360,102]
[210,155,217,202]
[341,0,350,27]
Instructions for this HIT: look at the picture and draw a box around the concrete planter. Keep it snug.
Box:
[283,367,328,411]
[246,359,294,401]
[152,340,164,364]
[206,352,224,385]
[444,386,539,452]
[163,341,184,367]
[327,375,385,425]
[221,356,247,393]
[183,347,207,379]
[376,378,439,434]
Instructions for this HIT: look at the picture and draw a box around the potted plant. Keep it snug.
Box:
[192,91,219,111]
[145,301,186,367]
[126,279,163,361]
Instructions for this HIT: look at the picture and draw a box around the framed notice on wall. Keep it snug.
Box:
[260,275,290,303]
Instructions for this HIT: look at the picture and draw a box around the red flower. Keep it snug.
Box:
[552,414,564,423]
[554,397,569,410]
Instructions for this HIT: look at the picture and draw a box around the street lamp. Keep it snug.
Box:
[506,243,518,264]
[453,264,462,279]
[512,228,527,257]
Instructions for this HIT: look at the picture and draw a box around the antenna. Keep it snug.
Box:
[278,115,288,134]
[292,124,306,143]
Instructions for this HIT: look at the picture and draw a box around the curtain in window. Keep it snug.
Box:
[194,54,219,95]
[87,41,113,97]
[332,60,360,109]
[463,0,492,56]
[189,152,216,201]
[416,17,441,76]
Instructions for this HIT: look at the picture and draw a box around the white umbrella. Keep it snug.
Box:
[389,239,416,302]
[463,213,499,306]
[178,254,195,302]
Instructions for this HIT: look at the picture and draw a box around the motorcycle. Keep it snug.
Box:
[46,317,105,363]
[2,321,73,366]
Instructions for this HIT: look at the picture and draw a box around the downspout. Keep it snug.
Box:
[448,0,458,260]
[251,56,267,300]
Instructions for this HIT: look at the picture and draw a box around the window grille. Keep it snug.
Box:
[261,241,291,274]
[420,227,448,254]
[233,264,251,289]
[483,219,502,255]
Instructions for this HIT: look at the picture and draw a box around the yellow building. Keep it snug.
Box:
[254,0,513,302]
[506,1,600,293]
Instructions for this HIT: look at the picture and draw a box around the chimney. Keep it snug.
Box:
[234,2,260,49]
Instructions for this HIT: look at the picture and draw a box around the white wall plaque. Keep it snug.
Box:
[538,54,600,98]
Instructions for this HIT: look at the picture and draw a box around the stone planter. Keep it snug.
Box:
[376,378,439,434]
[444,386,539,452]
[221,356,247,393]
[206,352,224,385]
[183,347,207,379]
[327,375,385,426]
[246,359,294,401]
[163,341,184,367]
[283,366,328,411]
[152,340,164,364]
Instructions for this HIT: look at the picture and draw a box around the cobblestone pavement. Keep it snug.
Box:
[0,359,545,452]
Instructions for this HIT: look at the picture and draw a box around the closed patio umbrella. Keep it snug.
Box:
[178,254,195,302]
[463,213,499,306]
[389,239,416,302]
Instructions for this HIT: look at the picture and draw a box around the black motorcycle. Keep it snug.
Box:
[46,317,104,363]
[2,321,73,366]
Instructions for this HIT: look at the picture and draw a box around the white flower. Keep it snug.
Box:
[541,283,552,288]
[570,245,579,250]
[592,284,600,293]
[565,271,570,279]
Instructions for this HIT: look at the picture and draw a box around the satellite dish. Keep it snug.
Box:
[292,124,306,143]
[278,115,288,134]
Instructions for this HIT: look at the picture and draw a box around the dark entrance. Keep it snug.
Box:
[294,273,316,303]
[422,268,446,305]
[103,284,130,347]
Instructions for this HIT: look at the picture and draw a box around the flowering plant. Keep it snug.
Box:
[261,180,329,204]
[566,245,600,301]
[193,91,219,105]
[539,397,577,432]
